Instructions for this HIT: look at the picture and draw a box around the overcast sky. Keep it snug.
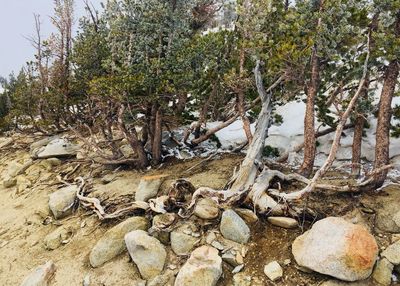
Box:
[0,0,103,78]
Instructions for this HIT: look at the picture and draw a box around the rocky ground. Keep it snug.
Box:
[0,134,399,286]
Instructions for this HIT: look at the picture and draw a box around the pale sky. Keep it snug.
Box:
[0,0,103,78]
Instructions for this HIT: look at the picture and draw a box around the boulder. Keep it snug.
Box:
[372,258,393,286]
[321,280,373,286]
[292,217,378,282]
[89,217,149,267]
[267,217,298,229]
[36,138,79,159]
[264,261,283,281]
[151,213,176,244]
[171,222,200,255]
[220,210,250,244]
[135,175,167,202]
[20,261,56,286]
[194,198,219,220]
[174,245,222,286]
[381,240,400,265]
[362,187,400,233]
[125,230,167,280]
[44,226,74,250]
[48,185,78,219]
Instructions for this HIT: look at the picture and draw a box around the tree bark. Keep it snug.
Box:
[299,0,324,177]
[152,106,163,165]
[230,60,274,193]
[373,61,399,185]
[373,12,400,186]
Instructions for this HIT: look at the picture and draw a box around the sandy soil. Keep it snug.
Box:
[0,140,397,286]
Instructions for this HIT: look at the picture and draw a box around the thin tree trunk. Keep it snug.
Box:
[238,48,253,142]
[351,114,365,176]
[152,107,163,165]
[117,104,148,168]
[373,61,399,185]
[299,0,324,177]
[373,12,400,186]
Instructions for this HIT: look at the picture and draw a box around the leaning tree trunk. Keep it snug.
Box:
[373,61,399,186]
[229,60,274,193]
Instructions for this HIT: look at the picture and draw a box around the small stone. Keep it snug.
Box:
[235,252,244,264]
[147,270,175,286]
[20,261,56,286]
[205,232,217,244]
[194,198,219,219]
[235,208,259,224]
[135,175,167,202]
[264,261,283,281]
[267,217,298,229]
[233,273,252,286]
[89,217,149,267]
[283,259,291,266]
[171,222,199,255]
[372,258,394,286]
[125,230,167,280]
[232,264,244,274]
[83,274,91,286]
[44,226,73,250]
[3,176,17,188]
[220,209,250,244]
[174,246,222,286]
[222,253,239,267]
[48,185,78,219]
[211,241,224,251]
[381,240,400,265]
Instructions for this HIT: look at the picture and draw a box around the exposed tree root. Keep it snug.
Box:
[73,177,149,220]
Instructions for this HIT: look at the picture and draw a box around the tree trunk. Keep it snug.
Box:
[299,46,319,177]
[152,106,163,165]
[373,13,400,187]
[351,114,365,176]
[238,48,253,142]
[117,104,148,168]
[230,60,273,193]
[299,0,324,177]
[373,61,399,185]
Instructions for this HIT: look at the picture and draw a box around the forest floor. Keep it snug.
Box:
[0,134,398,286]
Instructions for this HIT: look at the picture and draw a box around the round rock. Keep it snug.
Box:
[292,217,378,282]
[194,198,219,220]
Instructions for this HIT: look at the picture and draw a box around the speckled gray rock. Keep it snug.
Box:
[220,210,250,244]
[372,258,393,286]
[381,240,400,265]
[48,185,78,219]
[171,222,199,255]
[125,230,167,280]
[174,246,222,286]
[36,138,79,159]
[135,175,166,202]
[89,217,149,267]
